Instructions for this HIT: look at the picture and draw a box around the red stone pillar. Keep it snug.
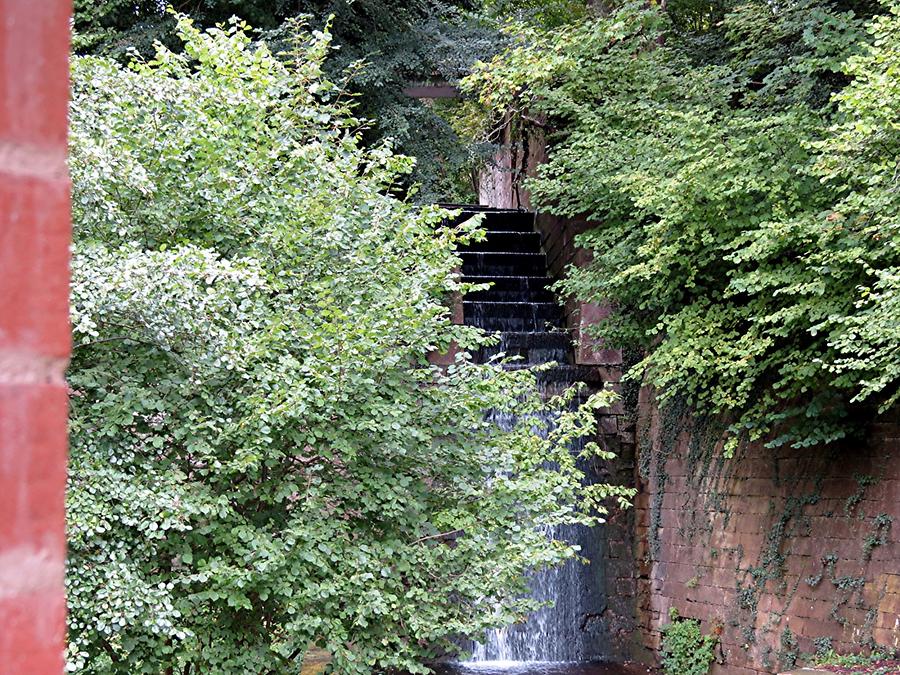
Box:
[0,2,72,672]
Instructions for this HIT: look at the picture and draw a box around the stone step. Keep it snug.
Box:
[463,301,565,332]
[503,363,609,387]
[479,211,535,232]
[461,252,546,276]
[441,206,535,232]
[465,287,555,303]
[476,331,574,365]
[464,275,555,303]
[464,274,552,294]
[460,231,542,253]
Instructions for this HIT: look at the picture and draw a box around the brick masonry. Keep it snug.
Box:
[0,1,72,673]
[632,387,900,674]
[533,211,622,367]
[591,420,651,663]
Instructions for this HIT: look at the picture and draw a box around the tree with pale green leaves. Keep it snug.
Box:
[66,16,632,673]
[463,0,900,451]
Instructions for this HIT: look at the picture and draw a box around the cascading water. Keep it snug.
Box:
[452,207,612,666]
[468,409,608,663]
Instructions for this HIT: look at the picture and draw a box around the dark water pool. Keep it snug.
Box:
[435,662,651,675]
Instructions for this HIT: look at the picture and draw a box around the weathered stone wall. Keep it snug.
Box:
[633,388,900,674]
[477,118,547,210]
[533,212,621,367]
[590,423,652,662]
[478,119,900,674]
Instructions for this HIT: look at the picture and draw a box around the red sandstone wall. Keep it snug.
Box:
[477,125,620,367]
[633,388,900,674]
[477,117,546,210]
[0,1,72,672]
[533,212,621,367]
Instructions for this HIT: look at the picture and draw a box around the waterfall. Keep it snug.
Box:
[468,411,607,663]
[453,207,610,663]
[470,519,591,661]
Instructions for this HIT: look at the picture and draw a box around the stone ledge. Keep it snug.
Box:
[299,647,331,674]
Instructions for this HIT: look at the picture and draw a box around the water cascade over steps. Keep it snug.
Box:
[450,206,613,667]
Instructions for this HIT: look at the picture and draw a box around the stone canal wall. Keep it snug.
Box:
[475,136,899,673]
[631,388,900,674]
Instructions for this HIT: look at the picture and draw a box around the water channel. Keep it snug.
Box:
[455,207,619,670]
[437,662,646,675]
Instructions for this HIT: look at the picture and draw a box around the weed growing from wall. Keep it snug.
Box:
[660,609,718,675]
[778,627,799,670]
[845,475,878,517]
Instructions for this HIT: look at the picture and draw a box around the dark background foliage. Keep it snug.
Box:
[74,0,505,201]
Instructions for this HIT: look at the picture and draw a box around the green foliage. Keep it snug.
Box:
[72,0,508,202]
[845,474,878,516]
[72,0,293,56]
[463,0,900,449]
[481,0,590,27]
[67,16,633,673]
[297,1,503,202]
[814,636,834,657]
[816,648,900,675]
[863,513,893,559]
[660,609,718,675]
